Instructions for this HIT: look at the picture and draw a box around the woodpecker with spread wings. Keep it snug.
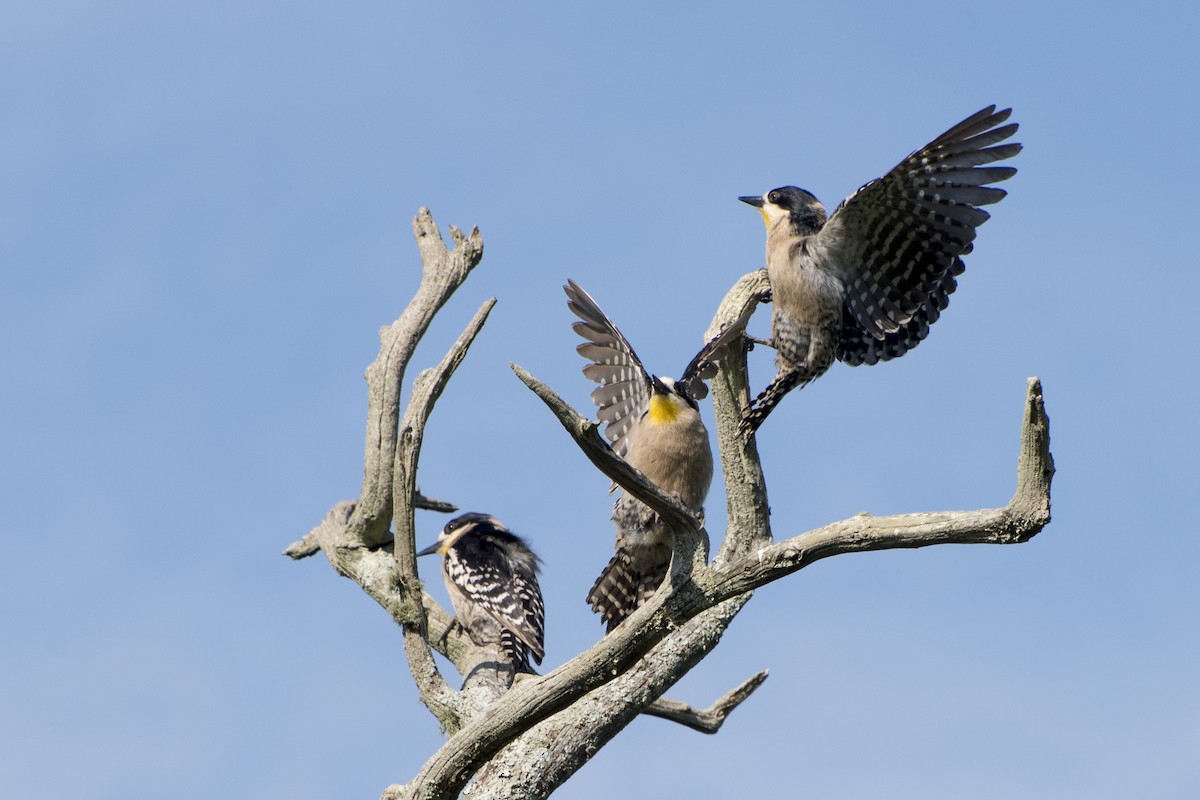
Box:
[739,105,1021,433]
[566,279,750,630]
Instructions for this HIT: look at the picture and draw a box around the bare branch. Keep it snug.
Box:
[1010,376,1055,527]
[405,567,728,798]
[511,360,714,640]
[284,489,455,559]
[510,364,698,534]
[698,377,1055,603]
[285,501,474,665]
[353,211,484,549]
[282,529,324,560]
[282,211,492,733]
[643,669,769,733]
[284,210,482,561]
[392,299,498,730]
[706,270,774,565]
[464,595,754,799]
[404,373,1054,798]
[702,269,772,343]
[413,491,458,513]
[393,299,496,574]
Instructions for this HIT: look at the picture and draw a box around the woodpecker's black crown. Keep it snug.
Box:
[767,185,819,209]
[445,512,504,536]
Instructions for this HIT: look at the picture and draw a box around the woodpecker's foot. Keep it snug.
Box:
[745,335,775,350]
[437,617,463,649]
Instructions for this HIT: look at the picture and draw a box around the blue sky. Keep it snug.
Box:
[3,2,1197,798]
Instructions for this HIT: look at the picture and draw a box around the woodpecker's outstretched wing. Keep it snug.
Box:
[836,254,965,366]
[445,533,545,665]
[566,280,652,458]
[813,105,1020,349]
[676,300,755,401]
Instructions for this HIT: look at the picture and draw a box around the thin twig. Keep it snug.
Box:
[414,491,458,513]
[643,669,769,734]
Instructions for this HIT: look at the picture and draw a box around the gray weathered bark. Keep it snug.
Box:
[285,212,1054,799]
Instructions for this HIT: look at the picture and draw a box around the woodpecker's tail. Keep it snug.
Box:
[500,629,537,673]
[587,544,671,632]
[740,369,806,436]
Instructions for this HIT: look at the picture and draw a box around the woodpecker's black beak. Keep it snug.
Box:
[739,195,764,207]
[651,375,670,395]
[416,541,442,557]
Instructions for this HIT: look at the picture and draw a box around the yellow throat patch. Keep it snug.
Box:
[648,393,682,424]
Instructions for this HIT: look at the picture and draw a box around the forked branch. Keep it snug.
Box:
[643,669,770,733]
[393,298,498,730]
[285,209,482,560]
[695,377,1054,604]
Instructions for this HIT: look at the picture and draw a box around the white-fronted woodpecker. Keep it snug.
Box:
[739,105,1021,434]
[416,513,545,673]
[565,280,750,631]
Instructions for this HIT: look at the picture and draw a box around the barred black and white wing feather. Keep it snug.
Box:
[565,280,652,458]
[837,254,965,366]
[677,300,756,400]
[815,105,1020,353]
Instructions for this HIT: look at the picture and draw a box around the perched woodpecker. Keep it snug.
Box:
[565,280,749,631]
[416,513,545,673]
[739,105,1021,433]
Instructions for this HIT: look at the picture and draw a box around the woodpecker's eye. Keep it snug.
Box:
[767,190,783,206]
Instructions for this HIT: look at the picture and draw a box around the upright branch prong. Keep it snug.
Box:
[282,210,486,732]
[1009,377,1054,530]
[392,298,498,729]
[394,299,497,573]
[285,209,483,560]
[697,377,1056,602]
[707,270,774,563]
[353,210,483,549]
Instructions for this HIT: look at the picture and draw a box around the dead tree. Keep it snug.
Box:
[284,210,1054,799]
